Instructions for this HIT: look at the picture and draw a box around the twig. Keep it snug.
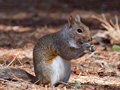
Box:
[8,68,21,81]
[17,59,24,67]
[7,53,19,67]
[84,51,96,61]
[58,81,77,89]
[34,79,40,84]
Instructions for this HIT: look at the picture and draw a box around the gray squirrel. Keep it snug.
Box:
[0,15,95,87]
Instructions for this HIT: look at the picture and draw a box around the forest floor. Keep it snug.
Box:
[0,0,120,90]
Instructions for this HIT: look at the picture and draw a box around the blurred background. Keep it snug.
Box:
[0,0,120,48]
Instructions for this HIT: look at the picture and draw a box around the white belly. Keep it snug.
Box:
[50,56,71,86]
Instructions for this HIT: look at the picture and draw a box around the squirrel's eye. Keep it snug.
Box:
[77,29,82,33]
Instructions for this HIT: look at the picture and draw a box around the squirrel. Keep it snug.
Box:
[0,15,95,87]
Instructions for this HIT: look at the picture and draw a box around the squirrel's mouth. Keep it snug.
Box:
[77,38,83,44]
[80,40,90,45]
[77,38,91,45]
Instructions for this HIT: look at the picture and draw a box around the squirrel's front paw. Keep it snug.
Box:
[89,45,96,52]
[82,43,96,53]
[82,43,90,50]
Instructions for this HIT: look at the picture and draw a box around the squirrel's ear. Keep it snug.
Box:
[68,15,74,28]
[74,15,81,23]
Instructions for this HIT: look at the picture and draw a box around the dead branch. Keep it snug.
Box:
[93,14,120,44]
[7,53,19,67]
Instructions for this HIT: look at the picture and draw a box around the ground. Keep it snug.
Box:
[0,0,120,90]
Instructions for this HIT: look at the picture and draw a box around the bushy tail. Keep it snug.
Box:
[0,67,36,83]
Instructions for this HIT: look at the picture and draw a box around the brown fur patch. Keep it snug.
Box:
[46,55,57,63]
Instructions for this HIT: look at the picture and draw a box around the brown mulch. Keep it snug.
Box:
[0,0,120,90]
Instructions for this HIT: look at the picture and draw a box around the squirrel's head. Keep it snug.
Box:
[67,15,92,46]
